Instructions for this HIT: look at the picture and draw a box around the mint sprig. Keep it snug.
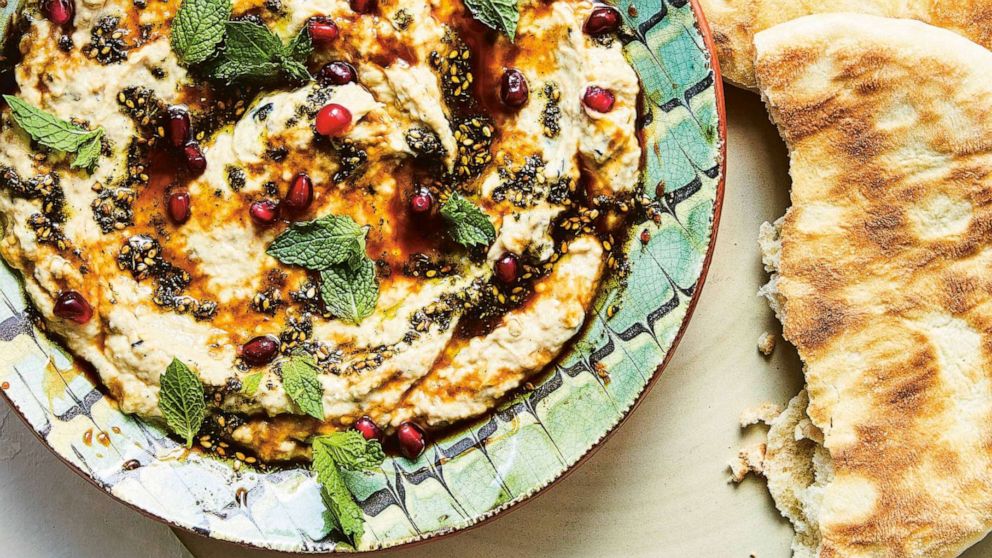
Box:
[157,358,207,447]
[312,431,385,545]
[3,95,105,170]
[464,0,519,41]
[319,258,379,324]
[171,0,231,64]
[281,354,324,420]
[440,192,496,248]
[240,371,264,396]
[267,214,367,271]
[212,21,312,84]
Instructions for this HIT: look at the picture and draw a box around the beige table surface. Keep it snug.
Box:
[4,86,992,558]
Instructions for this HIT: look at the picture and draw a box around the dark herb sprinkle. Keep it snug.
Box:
[28,214,68,250]
[405,127,446,160]
[84,16,129,65]
[133,0,147,8]
[402,253,457,279]
[226,166,246,192]
[448,116,494,181]
[393,8,412,30]
[492,155,549,208]
[117,87,166,142]
[290,280,332,319]
[349,351,383,374]
[541,82,562,139]
[152,265,191,306]
[117,234,164,280]
[231,12,265,25]
[253,103,274,122]
[0,169,66,222]
[193,95,250,137]
[197,413,265,467]
[279,315,312,352]
[91,186,135,233]
[332,141,368,182]
[263,0,283,13]
[262,181,278,197]
[57,34,73,52]
[301,87,338,119]
[265,146,288,162]
[251,287,284,315]
[431,33,475,107]
[150,66,165,79]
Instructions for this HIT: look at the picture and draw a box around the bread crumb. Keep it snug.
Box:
[729,443,767,482]
[757,331,776,355]
[740,402,783,427]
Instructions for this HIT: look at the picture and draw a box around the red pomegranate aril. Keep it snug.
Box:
[315,103,352,137]
[350,0,377,14]
[54,290,92,324]
[583,86,615,113]
[317,61,358,86]
[500,68,529,108]
[183,142,207,175]
[495,253,519,284]
[397,422,426,459]
[584,5,621,36]
[284,173,314,212]
[353,416,383,443]
[166,105,192,148]
[409,188,433,214]
[167,191,191,224]
[249,199,280,226]
[241,335,280,366]
[44,0,74,26]
[308,16,339,45]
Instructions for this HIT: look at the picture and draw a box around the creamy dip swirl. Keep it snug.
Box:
[0,0,641,461]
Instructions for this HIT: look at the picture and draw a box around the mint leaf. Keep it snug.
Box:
[4,95,105,169]
[312,431,385,472]
[313,443,367,545]
[281,354,324,420]
[158,358,206,447]
[211,21,312,84]
[241,371,264,396]
[267,214,367,270]
[70,130,103,171]
[463,0,519,41]
[319,258,379,324]
[171,0,230,64]
[440,192,496,248]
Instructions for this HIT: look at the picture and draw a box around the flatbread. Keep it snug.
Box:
[755,14,992,557]
[698,0,992,88]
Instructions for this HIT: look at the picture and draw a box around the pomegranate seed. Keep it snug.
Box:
[350,0,376,14]
[166,105,192,148]
[396,422,426,459]
[241,335,280,366]
[315,104,352,137]
[43,0,74,26]
[584,5,622,36]
[308,16,339,46]
[249,199,280,226]
[495,253,519,284]
[353,416,383,442]
[500,68,529,108]
[167,191,191,225]
[640,229,651,244]
[409,188,433,215]
[183,142,207,175]
[317,61,358,86]
[54,290,93,324]
[583,86,615,113]
[284,173,314,212]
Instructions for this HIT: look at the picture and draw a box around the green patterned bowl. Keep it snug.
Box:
[0,0,725,552]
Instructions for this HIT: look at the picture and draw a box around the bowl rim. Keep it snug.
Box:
[1,0,728,553]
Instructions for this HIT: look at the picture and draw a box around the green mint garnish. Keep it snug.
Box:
[157,358,207,447]
[281,354,324,420]
[211,21,312,84]
[3,95,105,170]
[319,257,379,325]
[440,192,496,248]
[267,214,367,271]
[170,0,231,65]
[463,0,519,41]
[240,371,264,396]
[312,431,385,545]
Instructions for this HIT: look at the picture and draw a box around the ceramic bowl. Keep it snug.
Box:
[0,0,726,551]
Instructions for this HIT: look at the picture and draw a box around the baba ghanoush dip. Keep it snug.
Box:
[0,0,642,467]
